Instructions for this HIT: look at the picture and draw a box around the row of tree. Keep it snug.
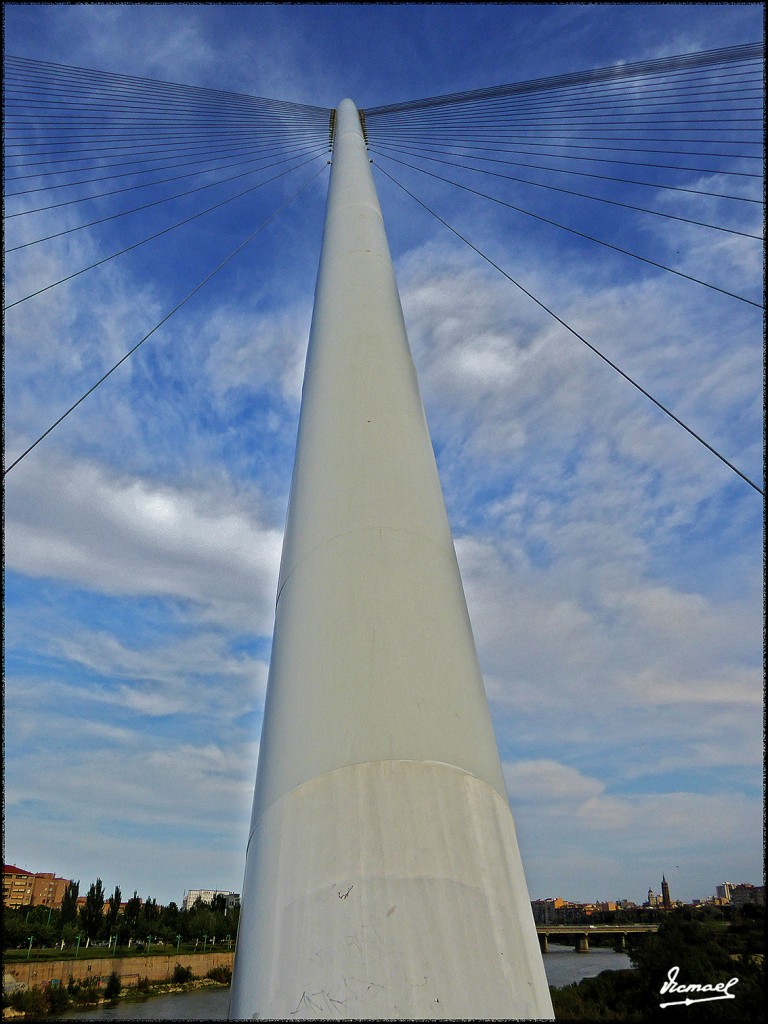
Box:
[532,904,740,927]
[550,904,765,1020]
[3,878,240,952]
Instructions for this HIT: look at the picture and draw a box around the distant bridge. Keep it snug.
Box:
[536,923,659,953]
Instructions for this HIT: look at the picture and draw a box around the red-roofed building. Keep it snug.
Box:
[3,864,71,910]
[3,864,35,908]
[75,895,132,916]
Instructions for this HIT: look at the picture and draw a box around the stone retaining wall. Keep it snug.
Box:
[4,951,234,990]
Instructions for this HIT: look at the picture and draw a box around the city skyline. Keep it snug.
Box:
[5,857,761,914]
[3,4,763,907]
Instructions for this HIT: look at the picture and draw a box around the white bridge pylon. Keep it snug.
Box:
[229,98,554,1021]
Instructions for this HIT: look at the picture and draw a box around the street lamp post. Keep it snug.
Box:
[176,934,181,955]
[26,936,34,960]
[202,934,207,954]
[75,933,82,958]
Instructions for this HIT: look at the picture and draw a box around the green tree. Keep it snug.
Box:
[104,971,122,999]
[550,969,642,1021]
[8,987,48,1016]
[46,982,70,1013]
[159,901,180,936]
[79,878,105,945]
[187,906,216,941]
[60,880,80,925]
[2,909,28,950]
[60,921,79,949]
[226,902,240,938]
[631,910,765,1021]
[78,977,100,1004]
[24,908,59,950]
[106,885,122,935]
[207,964,232,984]
[172,963,194,983]
[550,910,765,1021]
[141,896,160,925]
[124,891,142,934]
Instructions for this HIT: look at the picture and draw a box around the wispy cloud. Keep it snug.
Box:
[6,454,283,631]
[4,3,762,907]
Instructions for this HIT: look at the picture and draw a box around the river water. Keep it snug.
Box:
[51,945,633,1019]
[542,941,634,987]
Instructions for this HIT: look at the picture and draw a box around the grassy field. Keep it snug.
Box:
[3,943,231,964]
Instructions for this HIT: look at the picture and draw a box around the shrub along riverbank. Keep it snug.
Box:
[3,963,231,1018]
[4,907,763,1020]
[549,907,765,1020]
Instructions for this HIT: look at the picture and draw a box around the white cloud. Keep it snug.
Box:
[5,454,283,632]
[3,4,762,910]
[3,716,261,900]
[504,757,762,900]
[504,758,604,805]
[201,299,311,406]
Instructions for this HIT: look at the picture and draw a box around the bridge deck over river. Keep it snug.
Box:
[536,923,659,953]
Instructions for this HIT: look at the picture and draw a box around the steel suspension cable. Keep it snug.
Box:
[4,134,326,198]
[366,127,762,163]
[4,133,317,169]
[365,95,764,131]
[368,142,762,238]
[4,132,328,184]
[5,142,327,218]
[3,131,328,181]
[6,45,760,487]
[365,65,764,122]
[366,139,762,203]
[373,161,763,497]
[366,73,765,112]
[365,84,765,125]
[365,43,764,115]
[373,151,763,309]
[368,126,763,148]
[364,106,764,128]
[363,135,763,178]
[4,54,330,115]
[2,84,331,120]
[3,128,327,154]
[3,162,329,477]
[9,61,760,120]
[5,143,331,253]
[4,149,328,310]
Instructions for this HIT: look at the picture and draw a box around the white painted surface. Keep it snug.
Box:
[252,97,506,823]
[230,100,553,1020]
[230,760,553,1020]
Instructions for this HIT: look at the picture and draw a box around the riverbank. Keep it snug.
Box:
[2,954,233,1021]
[3,950,233,993]
[3,977,229,1020]
[3,944,632,1019]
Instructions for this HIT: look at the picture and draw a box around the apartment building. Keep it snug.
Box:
[3,865,70,909]
[183,888,240,911]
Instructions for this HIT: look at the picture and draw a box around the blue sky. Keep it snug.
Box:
[3,3,763,909]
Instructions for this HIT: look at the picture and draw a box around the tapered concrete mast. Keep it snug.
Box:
[229,99,553,1021]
